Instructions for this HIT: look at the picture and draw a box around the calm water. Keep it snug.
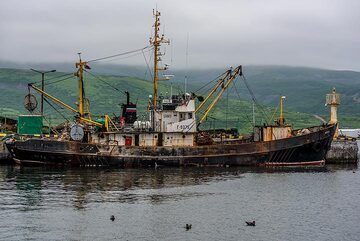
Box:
[0,165,359,241]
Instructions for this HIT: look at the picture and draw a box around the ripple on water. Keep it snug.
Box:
[0,165,359,241]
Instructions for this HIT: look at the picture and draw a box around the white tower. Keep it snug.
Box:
[326,87,340,138]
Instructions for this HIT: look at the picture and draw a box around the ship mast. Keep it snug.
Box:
[75,53,87,118]
[278,96,286,126]
[26,53,104,128]
[150,10,170,109]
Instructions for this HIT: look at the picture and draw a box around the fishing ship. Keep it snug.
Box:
[6,10,336,167]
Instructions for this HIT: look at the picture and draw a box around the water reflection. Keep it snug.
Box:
[0,164,357,210]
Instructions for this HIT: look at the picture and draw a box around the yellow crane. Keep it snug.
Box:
[28,84,103,127]
[196,65,242,126]
[28,57,105,128]
[195,70,232,114]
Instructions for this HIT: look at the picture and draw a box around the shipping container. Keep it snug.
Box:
[17,115,43,135]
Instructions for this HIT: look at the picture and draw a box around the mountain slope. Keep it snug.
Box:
[0,66,359,132]
[3,62,358,115]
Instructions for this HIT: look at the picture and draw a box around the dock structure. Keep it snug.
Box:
[0,141,11,163]
[326,139,358,164]
[0,116,17,163]
[325,88,358,164]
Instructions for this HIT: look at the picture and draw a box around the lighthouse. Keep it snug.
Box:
[325,87,340,138]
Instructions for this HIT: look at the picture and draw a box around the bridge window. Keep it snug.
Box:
[179,113,185,121]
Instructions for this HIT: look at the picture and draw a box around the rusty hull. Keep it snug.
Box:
[6,124,336,167]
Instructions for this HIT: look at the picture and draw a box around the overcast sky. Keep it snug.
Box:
[0,0,359,70]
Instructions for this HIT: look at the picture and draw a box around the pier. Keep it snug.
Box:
[326,139,359,164]
[0,141,11,163]
[324,89,359,164]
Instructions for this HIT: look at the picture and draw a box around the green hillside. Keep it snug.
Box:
[179,66,360,116]
[0,67,359,133]
[2,63,359,116]
[0,68,164,119]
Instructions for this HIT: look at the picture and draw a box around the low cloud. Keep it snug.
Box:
[0,0,359,70]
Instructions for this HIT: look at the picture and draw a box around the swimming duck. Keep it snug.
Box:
[246,221,255,226]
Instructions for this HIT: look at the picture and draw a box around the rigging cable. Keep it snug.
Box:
[240,74,270,124]
[268,102,280,124]
[42,115,60,136]
[43,97,70,122]
[193,70,229,94]
[32,73,74,85]
[142,48,154,81]
[95,47,154,63]
[84,70,126,96]
[87,46,151,63]
[44,74,76,86]
[232,80,257,128]
[28,106,61,135]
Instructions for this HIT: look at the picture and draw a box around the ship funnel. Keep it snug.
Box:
[125,91,130,105]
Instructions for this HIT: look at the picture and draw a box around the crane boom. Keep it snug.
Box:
[28,83,103,127]
[198,65,242,126]
[195,70,231,114]
[29,84,77,113]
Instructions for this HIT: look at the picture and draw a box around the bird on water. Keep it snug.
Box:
[246,221,255,226]
[110,215,115,221]
[185,224,192,230]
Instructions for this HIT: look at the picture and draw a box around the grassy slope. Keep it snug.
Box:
[175,66,360,129]
[180,66,360,114]
[0,67,358,132]
[0,68,171,123]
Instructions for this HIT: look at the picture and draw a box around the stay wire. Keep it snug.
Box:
[232,80,255,128]
[32,73,74,85]
[240,74,270,124]
[95,47,154,63]
[87,46,151,63]
[43,97,70,122]
[142,48,154,81]
[268,102,280,124]
[193,70,229,94]
[44,74,76,86]
[41,115,60,136]
[84,70,126,96]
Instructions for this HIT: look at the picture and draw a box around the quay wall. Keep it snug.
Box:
[326,139,359,164]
